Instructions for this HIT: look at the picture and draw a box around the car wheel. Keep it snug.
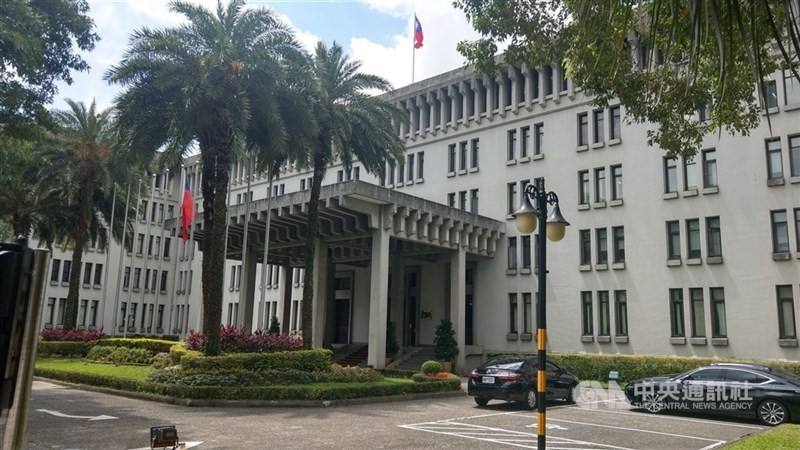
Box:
[758,399,789,426]
[642,393,664,414]
[474,397,490,407]
[524,389,537,410]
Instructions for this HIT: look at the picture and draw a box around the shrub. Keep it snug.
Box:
[434,320,458,362]
[37,341,94,357]
[268,316,280,334]
[86,346,154,365]
[184,327,303,353]
[149,368,313,386]
[39,328,106,342]
[412,372,460,383]
[98,338,176,354]
[180,349,333,373]
[313,364,383,383]
[421,360,443,374]
[148,369,180,384]
[151,353,172,369]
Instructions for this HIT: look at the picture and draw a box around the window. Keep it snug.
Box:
[354,167,360,180]
[521,235,531,269]
[164,237,171,259]
[683,157,697,190]
[470,189,479,214]
[796,208,800,252]
[706,217,722,258]
[520,126,530,158]
[56,298,66,326]
[594,167,606,202]
[544,65,553,96]
[579,230,591,265]
[598,291,610,336]
[771,210,791,253]
[44,298,55,325]
[710,287,727,338]
[593,109,604,143]
[459,191,467,210]
[785,68,800,105]
[702,149,718,188]
[578,171,590,205]
[160,270,168,292]
[123,267,130,289]
[93,264,102,286]
[661,222,681,262]
[137,233,144,254]
[133,268,142,289]
[79,299,88,326]
[50,259,60,282]
[459,141,468,171]
[690,288,706,337]
[577,113,588,147]
[407,154,415,181]
[507,182,517,214]
[609,105,621,140]
[686,219,701,259]
[470,139,479,169]
[612,226,625,263]
[167,205,174,219]
[89,301,98,327]
[417,151,425,179]
[664,158,678,193]
[610,165,623,200]
[762,79,778,109]
[670,289,685,337]
[507,129,517,161]
[507,237,518,270]
[790,136,800,177]
[533,123,544,156]
[560,65,569,92]
[777,285,797,339]
[596,228,608,265]
[447,193,455,208]
[157,304,165,329]
[615,291,628,336]
[523,293,532,334]
[766,138,783,180]
[62,260,71,283]
[508,293,519,333]
[581,291,593,335]
[337,170,343,182]
[448,144,456,173]
[83,262,92,285]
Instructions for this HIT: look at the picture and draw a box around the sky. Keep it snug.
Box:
[54,0,486,110]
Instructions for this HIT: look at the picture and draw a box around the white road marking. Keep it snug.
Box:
[556,407,765,430]
[697,442,727,450]
[546,417,724,444]
[127,441,202,450]
[36,409,117,421]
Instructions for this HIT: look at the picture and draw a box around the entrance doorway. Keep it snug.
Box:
[465,265,475,345]
[333,273,353,344]
[404,267,420,346]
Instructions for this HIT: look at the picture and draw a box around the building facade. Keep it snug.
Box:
[39,61,800,370]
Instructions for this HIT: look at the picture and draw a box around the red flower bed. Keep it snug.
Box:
[185,326,303,353]
[39,328,106,342]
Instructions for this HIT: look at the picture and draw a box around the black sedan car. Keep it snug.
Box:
[467,355,579,408]
[625,363,800,426]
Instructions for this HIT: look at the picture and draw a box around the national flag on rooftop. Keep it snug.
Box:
[414,15,424,49]
[180,178,194,241]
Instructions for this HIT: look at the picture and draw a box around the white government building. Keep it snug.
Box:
[38,61,800,371]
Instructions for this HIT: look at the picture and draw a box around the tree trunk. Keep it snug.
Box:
[300,149,326,348]
[63,239,84,330]
[199,116,234,355]
[10,214,31,239]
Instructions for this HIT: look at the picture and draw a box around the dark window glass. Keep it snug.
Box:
[686,219,701,259]
[579,229,591,265]
[509,293,518,333]
[448,144,456,173]
[596,228,608,265]
[667,221,681,259]
[614,290,628,336]
[507,237,517,270]
[533,123,544,155]
[581,291,593,335]
[664,158,678,193]
[610,105,621,140]
[578,171,590,205]
[612,226,625,263]
[523,293,532,333]
[777,285,797,339]
[683,157,697,190]
[710,287,726,338]
[593,109,604,143]
[611,165,623,200]
[520,126,530,158]
[702,149,718,188]
[670,289,685,337]
[767,139,783,180]
[507,182,517,214]
[521,235,531,269]
[470,139,479,169]
[690,288,706,338]
[706,216,722,258]
[688,369,724,381]
[598,291,610,336]
[594,167,606,202]
[578,113,588,146]
[507,130,517,161]
[459,141,468,171]
[771,210,790,253]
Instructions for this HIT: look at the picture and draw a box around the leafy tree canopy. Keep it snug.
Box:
[0,0,98,138]
[454,0,800,158]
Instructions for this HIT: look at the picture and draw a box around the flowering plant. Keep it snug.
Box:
[184,326,303,353]
[39,328,106,342]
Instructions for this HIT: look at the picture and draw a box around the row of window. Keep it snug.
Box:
[664,149,718,194]
[130,234,172,259]
[43,298,99,328]
[139,199,175,224]
[447,189,480,214]
[337,167,361,183]
[447,140,479,174]
[580,290,629,337]
[771,208,800,254]
[666,217,723,262]
[506,177,545,215]
[578,227,625,267]
[118,301,168,332]
[507,123,544,161]
[578,165,623,206]
[766,135,800,182]
[384,151,425,186]
[49,259,103,287]
[122,267,170,293]
[225,299,302,332]
[508,292,534,335]
[507,235,537,273]
[577,106,622,148]
[762,70,800,109]
[668,287,728,340]
[176,269,193,295]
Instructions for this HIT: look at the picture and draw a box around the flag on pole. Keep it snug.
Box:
[180,178,194,241]
[414,15,424,49]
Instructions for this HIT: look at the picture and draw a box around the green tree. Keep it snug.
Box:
[0,0,98,137]
[107,0,305,354]
[434,319,458,362]
[454,0,800,158]
[300,42,406,348]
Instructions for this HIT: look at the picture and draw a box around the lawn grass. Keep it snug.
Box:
[723,424,800,449]
[35,358,154,382]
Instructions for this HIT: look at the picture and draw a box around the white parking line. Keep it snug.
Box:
[545,417,724,445]
[551,408,765,430]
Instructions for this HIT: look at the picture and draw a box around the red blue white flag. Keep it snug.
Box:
[414,15,424,49]
[180,178,194,241]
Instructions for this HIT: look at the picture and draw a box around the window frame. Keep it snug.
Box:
[705,216,722,258]
[710,287,727,338]
[664,157,678,193]
[771,209,790,254]
[766,138,784,180]
[578,170,590,205]
[702,148,718,188]
[579,229,591,266]
[507,182,517,215]
[593,109,605,144]
[689,287,706,338]
[596,228,608,265]
[507,237,518,270]
[594,167,606,203]
[577,112,589,147]
[609,105,621,140]
[520,126,530,158]
[610,164,623,200]
[670,289,685,337]
[581,291,593,336]
[614,290,628,337]
[683,157,697,190]
[509,293,519,333]
[777,285,797,339]
[533,122,544,156]
[686,218,701,259]
[507,129,518,161]
[597,290,610,337]
[612,226,625,263]
[789,135,800,178]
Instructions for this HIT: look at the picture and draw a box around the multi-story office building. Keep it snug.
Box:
[39,61,800,372]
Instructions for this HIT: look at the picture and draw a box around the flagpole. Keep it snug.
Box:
[168,166,184,335]
[112,181,131,335]
[411,14,416,83]
[123,178,143,338]
[99,184,116,333]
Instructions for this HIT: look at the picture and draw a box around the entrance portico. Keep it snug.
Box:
[182,181,505,370]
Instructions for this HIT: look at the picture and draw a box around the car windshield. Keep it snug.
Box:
[484,357,524,371]
[670,370,696,381]
[489,362,524,370]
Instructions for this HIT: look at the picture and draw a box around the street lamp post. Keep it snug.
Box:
[512,179,569,450]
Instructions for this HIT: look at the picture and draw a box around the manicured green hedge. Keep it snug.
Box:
[168,343,200,365]
[379,368,416,379]
[485,352,800,384]
[98,338,176,354]
[37,341,95,357]
[181,349,333,373]
[85,346,153,365]
[35,368,459,401]
[411,372,461,383]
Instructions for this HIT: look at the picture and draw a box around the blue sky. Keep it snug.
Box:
[54,0,483,111]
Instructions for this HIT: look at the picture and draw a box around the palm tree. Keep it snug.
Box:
[106,0,305,354]
[300,42,406,347]
[46,99,125,330]
[0,135,56,240]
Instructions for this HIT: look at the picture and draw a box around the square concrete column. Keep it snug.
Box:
[239,246,258,332]
[450,247,466,372]
[367,227,390,368]
[459,81,470,122]
[438,88,448,128]
[280,265,292,334]
[448,85,458,126]
[390,256,405,347]
[472,78,484,120]
[497,75,507,117]
[311,240,328,348]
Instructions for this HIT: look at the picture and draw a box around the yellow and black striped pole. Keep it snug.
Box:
[535,180,548,450]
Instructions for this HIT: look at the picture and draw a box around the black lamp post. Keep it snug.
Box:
[512,179,569,450]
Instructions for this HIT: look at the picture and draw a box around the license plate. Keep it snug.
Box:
[482,376,495,384]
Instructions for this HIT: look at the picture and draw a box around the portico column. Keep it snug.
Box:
[450,247,466,372]
[312,239,328,348]
[367,226,390,368]
[459,81,470,123]
[240,245,258,332]
[438,88,448,129]
[280,265,292,334]
[448,85,458,126]
[390,256,405,348]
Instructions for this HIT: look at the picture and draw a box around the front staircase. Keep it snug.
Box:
[388,346,437,371]
[334,344,369,367]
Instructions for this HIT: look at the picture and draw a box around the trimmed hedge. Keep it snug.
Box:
[485,352,800,384]
[180,349,333,373]
[98,338,176,354]
[37,341,95,357]
[379,368,416,379]
[412,372,460,383]
[85,346,153,365]
[421,360,443,374]
[168,343,200,365]
[35,368,460,401]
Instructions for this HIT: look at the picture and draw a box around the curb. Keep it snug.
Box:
[34,376,467,408]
